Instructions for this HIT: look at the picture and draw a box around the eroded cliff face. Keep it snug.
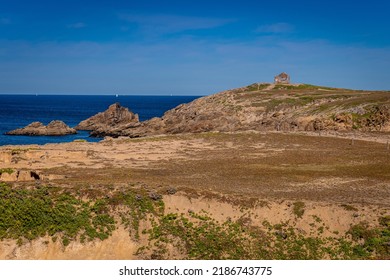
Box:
[0,227,138,260]
[0,194,388,260]
[80,84,390,138]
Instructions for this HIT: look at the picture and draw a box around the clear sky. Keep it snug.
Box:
[1,0,389,95]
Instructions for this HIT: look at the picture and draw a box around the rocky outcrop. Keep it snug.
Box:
[78,84,390,138]
[75,103,140,134]
[6,121,76,136]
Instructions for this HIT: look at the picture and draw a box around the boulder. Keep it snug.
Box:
[6,121,76,136]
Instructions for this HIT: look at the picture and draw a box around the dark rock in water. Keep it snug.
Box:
[6,120,77,136]
[75,102,139,131]
[75,103,140,136]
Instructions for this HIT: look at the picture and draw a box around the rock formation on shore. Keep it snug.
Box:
[75,103,140,135]
[77,83,390,138]
[6,120,77,136]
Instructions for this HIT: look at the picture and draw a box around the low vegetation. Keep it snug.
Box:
[142,209,390,260]
[0,183,115,246]
[244,83,271,91]
[273,84,337,91]
[293,201,305,218]
[0,168,14,175]
[0,182,388,259]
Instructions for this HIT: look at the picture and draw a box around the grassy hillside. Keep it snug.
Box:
[101,83,390,138]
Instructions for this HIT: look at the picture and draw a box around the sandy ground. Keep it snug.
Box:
[0,137,217,169]
[1,131,390,205]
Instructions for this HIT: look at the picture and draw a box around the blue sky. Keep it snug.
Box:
[0,0,389,95]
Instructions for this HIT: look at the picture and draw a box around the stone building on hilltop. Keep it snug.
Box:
[274,72,290,84]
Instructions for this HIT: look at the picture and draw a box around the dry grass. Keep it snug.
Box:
[38,132,390,206]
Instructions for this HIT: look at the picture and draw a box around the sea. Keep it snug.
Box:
[0,95,200,146]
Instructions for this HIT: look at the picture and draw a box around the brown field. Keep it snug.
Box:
[6,131,387,205]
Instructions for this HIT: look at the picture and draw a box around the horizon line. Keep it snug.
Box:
[0,93,206,96]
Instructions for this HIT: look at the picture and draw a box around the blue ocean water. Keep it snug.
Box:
[0,95,200,146]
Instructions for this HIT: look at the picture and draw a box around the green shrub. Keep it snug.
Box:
[293,201,305,218]
[0,168,14,175]
[0,183,115,245]
[345,219,390,259]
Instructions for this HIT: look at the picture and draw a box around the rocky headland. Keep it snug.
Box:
[75,102,140,135]
[6,84,390,139]
[6,120,76,136]
[77,83,390,138]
